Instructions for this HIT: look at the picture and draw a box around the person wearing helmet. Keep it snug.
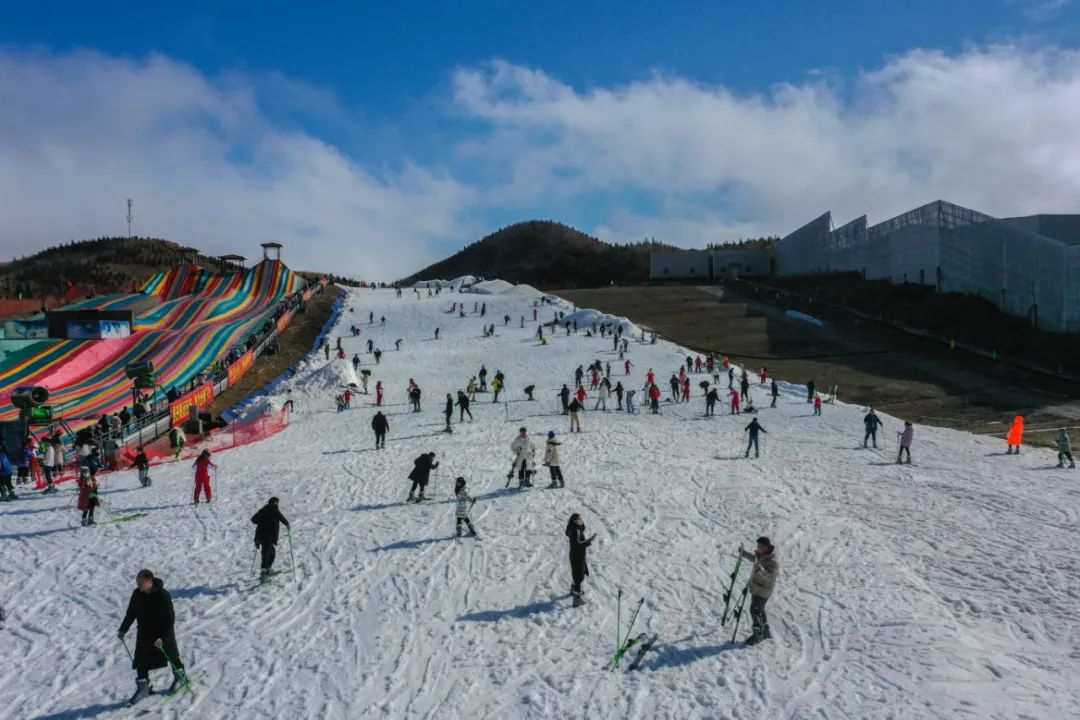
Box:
[454,478,478,538]
[77,465,99,526]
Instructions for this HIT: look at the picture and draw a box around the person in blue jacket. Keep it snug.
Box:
[0,449,17,500]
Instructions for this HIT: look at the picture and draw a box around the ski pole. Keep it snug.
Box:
[157,646,189,689]
[250,545,258,579]
[287,528,296,574]
[119,635,133,662]
[616,588,622,658]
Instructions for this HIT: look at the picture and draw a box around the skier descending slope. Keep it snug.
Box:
[371,411,389,449]
[454,478,479,538]
[1006,416,1024,455]
[744,418,766,458]
[407,452,438,502]
[863,409,883,449]
[566,513,596,607]
[737,537,780,645]
[897,422,914,464]
[119,569,189,706]
[252,497,291,584]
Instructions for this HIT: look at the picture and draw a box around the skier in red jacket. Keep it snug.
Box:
[646,369,655,385]
[575,385,588,403]
[730,388,741,414]
[648,383,662,414]
[192,450,216,504]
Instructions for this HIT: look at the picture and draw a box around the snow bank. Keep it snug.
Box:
[470,279,515,295]
[504,283,544,298]
[448,275,477,289]
[558,307,642,336]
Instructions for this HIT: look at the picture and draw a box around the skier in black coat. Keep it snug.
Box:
[806,380,816,403]
[770,379,779,407]
[407,452,438,502]
[118,569,187,706]
[566,513,596,606]
[444,394,454,431]
[740,376,750,403]
[456,391,473,421]
[863,409,883,448]
[371,411,389,449]
[559,384,571,414]
[705,387,719,416]
[252,497,291,583]
[744,418,766,458]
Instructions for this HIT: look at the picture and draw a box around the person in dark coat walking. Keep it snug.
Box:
[371,411,389,449]
[407,452,438,502]
[705,387,719,416]
[744,418,766,458]
[566,513,596,606]
[118,569,187,705]
[770,379,779,408]
[252,497,291,583]
[740,375,750,403]
[806,380,816,403]
[444,393,454,432]
[456,391,473,422]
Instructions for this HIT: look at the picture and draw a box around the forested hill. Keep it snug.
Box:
[403,220,675,289]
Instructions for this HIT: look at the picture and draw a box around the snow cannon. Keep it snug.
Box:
[124,360,155,380]
[10,385,49,409]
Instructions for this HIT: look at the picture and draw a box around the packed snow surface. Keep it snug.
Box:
[469,279,515,295]
[3,287,1079,719]
[559,307,642,337]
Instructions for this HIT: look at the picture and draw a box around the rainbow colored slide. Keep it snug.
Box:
[0,260,300,430]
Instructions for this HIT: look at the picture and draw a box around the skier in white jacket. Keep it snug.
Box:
[510,427,537,488]
[454,478,478,538]
[594,383,610,411]
[543,431,565,488]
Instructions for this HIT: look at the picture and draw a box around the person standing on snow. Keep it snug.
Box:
[375,380,384,407]
[646,368,655,386]
[0,449,17,501]
[251,497,291,583]
[744,418,766,458]
[806,379,816,403]
[738,537,780,645]
[669,374,680,402]
[559,384,571,415]
[682,377,691,403]
[510,427,537,488]
[133,446,151,487]
[594,382,609,411]
[730,387,741,414]
[1056,429,1075,468]
[649,383,662,414]
[624,387,637,414]
[118,569,188,706]
[740,375,750,404]
[456,391,473,422]
[1006,416,1024,454]
[478,365,488,392]
[454,478,478,538]
[568,397,583,432]
[770,379,779,408]
[372,410,389,449]
[543,431,565,488]
[444,394,454,432]
[407,452,438,502]
[863,409,883,449]
[624,359,633,376]
[192,450,216,504]
[575,365,585,388]
[614,381,624,410]
[897,422,914,464]
[705,387,718,416]
[566,513,596,607]
[813,394,822,416]
[77,466,99,525]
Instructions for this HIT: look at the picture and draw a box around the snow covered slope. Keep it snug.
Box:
[3,287,1079,720]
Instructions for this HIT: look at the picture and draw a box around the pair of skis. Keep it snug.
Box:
[605,588,657,671]
[720,554,751,643]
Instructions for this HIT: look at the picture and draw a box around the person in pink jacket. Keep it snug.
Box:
[192,450,216,504]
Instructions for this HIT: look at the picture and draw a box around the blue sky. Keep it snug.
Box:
[3,1,1080,277]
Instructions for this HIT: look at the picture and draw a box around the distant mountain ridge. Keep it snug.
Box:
[403,220,675,289]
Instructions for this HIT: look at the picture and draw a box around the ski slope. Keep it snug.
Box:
[2,286,1078,720]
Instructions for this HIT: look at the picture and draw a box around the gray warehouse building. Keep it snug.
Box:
[775,200,1080,333]
[649,249,771,281]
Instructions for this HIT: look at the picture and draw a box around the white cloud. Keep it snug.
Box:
[0,49,471,279]
[452,48,1080,246]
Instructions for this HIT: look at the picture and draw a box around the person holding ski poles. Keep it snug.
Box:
[744,418,766,458]
[133,446,151,487]
[118,568,188,706]
[559,384,571,415]
[0,449,16,501]
[863,408,883,448]
[456,391,473,422]
[738,537,780,645]
[77,466,99,525]
[510,427,537,488]
[192,450,216,504]
[444,393,454,432]
[454,478,478,538]
[407,452,438,502]
[770,379,779,408]
[566,513,596,607]
[251,497,291,584]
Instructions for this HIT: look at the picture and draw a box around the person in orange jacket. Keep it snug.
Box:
[575,385,588,404]
[192,450,216,504]
[1006,416,1024,454]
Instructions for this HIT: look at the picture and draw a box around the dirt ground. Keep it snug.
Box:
[208,287,338,415]
[557,285,1080,448]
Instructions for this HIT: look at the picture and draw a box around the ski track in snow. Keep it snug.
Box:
[2,288,1079,719]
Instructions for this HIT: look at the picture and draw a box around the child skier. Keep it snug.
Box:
[897,422,914,464]
[454,478,478,538]
[376,381,384,406]
[77,466,99,526]
[133,446,151,487]
[813,394,822,416]
[1006,416,1024,454]
[543,431,565,488]
[566,513,596,607]
[192,450,216,504]
[0,449,17,501]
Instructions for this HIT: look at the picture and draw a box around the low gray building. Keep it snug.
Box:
[711,249,771,279]
[649,250,709,279]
